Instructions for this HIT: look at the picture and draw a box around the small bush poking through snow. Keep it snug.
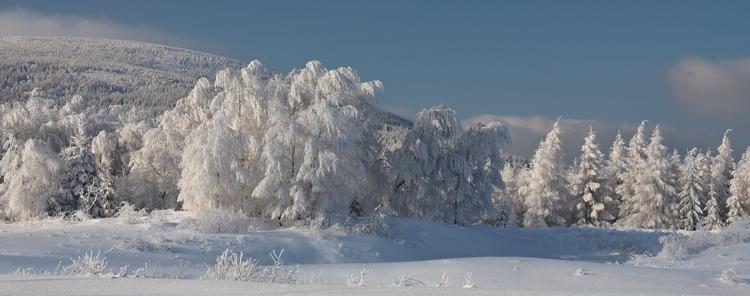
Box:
[61,251,108,277]
[203,249,258,281]
[114,202,146,224]
[436,272,451,287]
[462,272,478,288]
[202,248,298,283]
[346,268,368,287]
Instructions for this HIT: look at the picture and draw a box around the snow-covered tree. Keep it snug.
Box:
[521,119,570,228]
[52,124,103,217]
[622,126,677,229]
[570,126,615,227]
[676,148,705,230]
[727,147,750,223]
[251,103,305,219]
[2,140,62,220]
[289,76,372,220]
[177,117,248,212]
[0,134,23,219]
[703,183,723,230]
[458,121,509,224]
[494,160,526,227]
[617,121,648,221]
[124,79,214,210]
[711,130,734,221]
[393,105,465,223]
[604,131,626,219]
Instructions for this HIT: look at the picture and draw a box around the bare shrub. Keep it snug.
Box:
[61,251,108,276]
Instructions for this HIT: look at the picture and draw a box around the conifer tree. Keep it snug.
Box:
[712,130,734,221]
[570,126,615,226]
[624,126,677,229]
[677,148,704,230]
[617,121,648,221]
[703,183,723,230]
[604,131,626,218]
[53,124,103,217]
[521,120,570,228]
[727,147,750,223]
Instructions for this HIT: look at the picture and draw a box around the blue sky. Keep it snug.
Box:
[1,0,749,156]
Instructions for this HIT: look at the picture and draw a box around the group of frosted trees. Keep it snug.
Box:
[498,121,750,230]
[2,59,750,231]
[0,60,508,225]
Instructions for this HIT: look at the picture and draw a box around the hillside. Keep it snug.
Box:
[0,37,241,109]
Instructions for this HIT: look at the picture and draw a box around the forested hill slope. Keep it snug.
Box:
[0,37,241,110]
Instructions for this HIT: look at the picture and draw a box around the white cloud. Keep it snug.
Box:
[467,114,725,163]
[0,8,193,48]
[667,57,750,123]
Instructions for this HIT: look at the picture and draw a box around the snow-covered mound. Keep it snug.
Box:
[0,37,241,109]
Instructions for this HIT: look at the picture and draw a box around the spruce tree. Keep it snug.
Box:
[53,125,103,217]
[521,119,570,228]
[703,183,723,230]
[624,126,677,229]
[604,131,626,220]
[727,146,750,223]
[617,121,648,222]
[711,130,734,221]
[676,149,704,230]
[570,126,615,226]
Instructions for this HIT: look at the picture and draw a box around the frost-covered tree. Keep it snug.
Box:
[289,73,372,220]
[53,124,104,217]
[177,117,248,212]
[617,121,649,221]
[727,147,750,223]
[521,119,570,228]
[711,130,734,221]
[570,127,615,227]
[458,121,509,224]
[622,126,677,229]
[393,105,465,223]
[0,135,23,219]
[1,140,62,220]
[124,79,214,210]
[676,149,705,230]
[703,183,723,230]
[251,104,305,219]
[604,131,626,218]
[494,160,526,227]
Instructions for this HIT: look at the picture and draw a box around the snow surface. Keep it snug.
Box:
[1,211,748,295]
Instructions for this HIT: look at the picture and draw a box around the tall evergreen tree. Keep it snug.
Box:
[623,126,677,229]
[677,148,704,230]
[711,130,734,221]
[604,131,626,218]
[727,146,750,223]
[570,126,615,226]
[521,119,570,228]
[53,124,103,217]
[703,182,723,230]
[617,121,648,221]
